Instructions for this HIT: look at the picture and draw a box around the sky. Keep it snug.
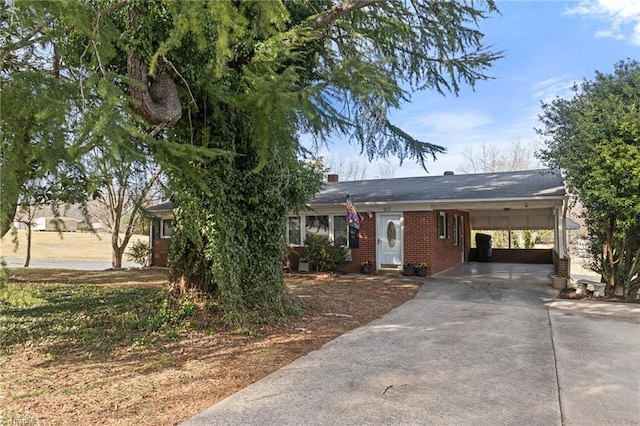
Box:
[312,0,640,179]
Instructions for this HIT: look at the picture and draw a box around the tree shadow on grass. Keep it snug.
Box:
[1,283,164,354]
[7,267,168,286]
[3,274,421,374]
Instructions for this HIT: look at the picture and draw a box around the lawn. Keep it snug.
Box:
[0,268,421,425]
[0,230,147,262]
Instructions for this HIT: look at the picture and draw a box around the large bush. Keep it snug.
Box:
[303,234,346,272]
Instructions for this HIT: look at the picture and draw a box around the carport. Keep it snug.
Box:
[466,198,570,275]
[414,170,570,276]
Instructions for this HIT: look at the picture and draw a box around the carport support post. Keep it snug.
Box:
[554,201,570,276]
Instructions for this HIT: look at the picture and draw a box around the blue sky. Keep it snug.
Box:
[313,0,640,179]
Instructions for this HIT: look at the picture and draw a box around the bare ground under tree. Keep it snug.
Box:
[0,269,420,425]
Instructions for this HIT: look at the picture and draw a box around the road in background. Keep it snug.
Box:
[1,257,139,270]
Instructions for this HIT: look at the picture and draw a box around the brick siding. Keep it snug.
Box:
[553,250,570,276]
[341,213,376,273]
[152,238,170,267]
[405,210,470,275]
[285,209,470,275]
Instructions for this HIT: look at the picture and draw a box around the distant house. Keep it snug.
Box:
[32,217,78,232]
[147,169,570,276]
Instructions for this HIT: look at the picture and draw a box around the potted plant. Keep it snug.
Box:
[361,260,374,274]
[298,258,312,273]
[551,273,567,289]
[403,263,416,276]
[415,262,428,277]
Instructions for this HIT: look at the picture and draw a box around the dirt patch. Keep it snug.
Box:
[558,286,640,304]
[0,271,420,425]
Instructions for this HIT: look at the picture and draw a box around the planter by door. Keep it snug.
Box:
[361,264,374,274]
[415,267,428,277]
[403,265,415,276]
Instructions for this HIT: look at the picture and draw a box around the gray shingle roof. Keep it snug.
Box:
[309,169,565,205]
[146,201,173,212]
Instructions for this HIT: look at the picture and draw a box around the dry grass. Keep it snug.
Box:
[0,230,147,261]
[0,269,421,425]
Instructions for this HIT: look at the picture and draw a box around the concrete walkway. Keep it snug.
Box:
[182,263,640,426]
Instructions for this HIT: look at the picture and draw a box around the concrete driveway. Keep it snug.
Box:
[182,263,640,426]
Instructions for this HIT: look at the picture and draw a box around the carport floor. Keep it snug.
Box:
[183,263,639,426]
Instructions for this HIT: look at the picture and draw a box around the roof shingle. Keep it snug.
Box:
[309,169,565,205]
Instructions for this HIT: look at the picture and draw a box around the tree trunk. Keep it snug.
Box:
[168,158,297,325]
[23,225,32,268]
[126,8,182,126]
[112,233,135,269]
[111,233,123,269]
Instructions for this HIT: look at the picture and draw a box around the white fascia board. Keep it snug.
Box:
[300,197,565,215]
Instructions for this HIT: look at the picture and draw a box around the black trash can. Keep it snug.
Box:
[476,233,492,262]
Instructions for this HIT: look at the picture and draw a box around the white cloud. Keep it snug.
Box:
[399,110,492,137]
[634,22,640,45]
[595,29,624,40]
[566,0,640,45]
[532,76,577,103]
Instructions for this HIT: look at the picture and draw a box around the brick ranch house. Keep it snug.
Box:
[147,169,570,276]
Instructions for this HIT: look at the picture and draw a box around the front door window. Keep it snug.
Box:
[387,221,397,248]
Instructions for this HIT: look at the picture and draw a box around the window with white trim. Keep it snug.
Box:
[287,215,348,246]
[453,215,463,246]
[333,215,348,246]
[305,215,330,238]
[287,217,301,246]
[437,212,448,239]
[161,219,173,238]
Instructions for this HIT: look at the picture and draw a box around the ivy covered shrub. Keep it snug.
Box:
[303,234,346,272]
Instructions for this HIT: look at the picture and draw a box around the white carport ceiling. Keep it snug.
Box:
[470,208,555,230]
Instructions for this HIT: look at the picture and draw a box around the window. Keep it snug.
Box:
[453,215,463,246]
[286,215,349,246]
[333,215,348,246]
[161,219,173,238]
[437,212,448,239]
[453,215,459,245]
[288,217,301,246]
[305,215,330,238]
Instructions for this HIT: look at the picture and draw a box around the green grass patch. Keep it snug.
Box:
[0,284,47,307]
[0,278,200,356]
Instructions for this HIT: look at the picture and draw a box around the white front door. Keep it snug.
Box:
[377,213,403,270]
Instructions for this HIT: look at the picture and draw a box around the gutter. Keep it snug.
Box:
[307,195,567,208]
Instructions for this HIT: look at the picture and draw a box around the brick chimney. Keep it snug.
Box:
[327,174,339,183]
